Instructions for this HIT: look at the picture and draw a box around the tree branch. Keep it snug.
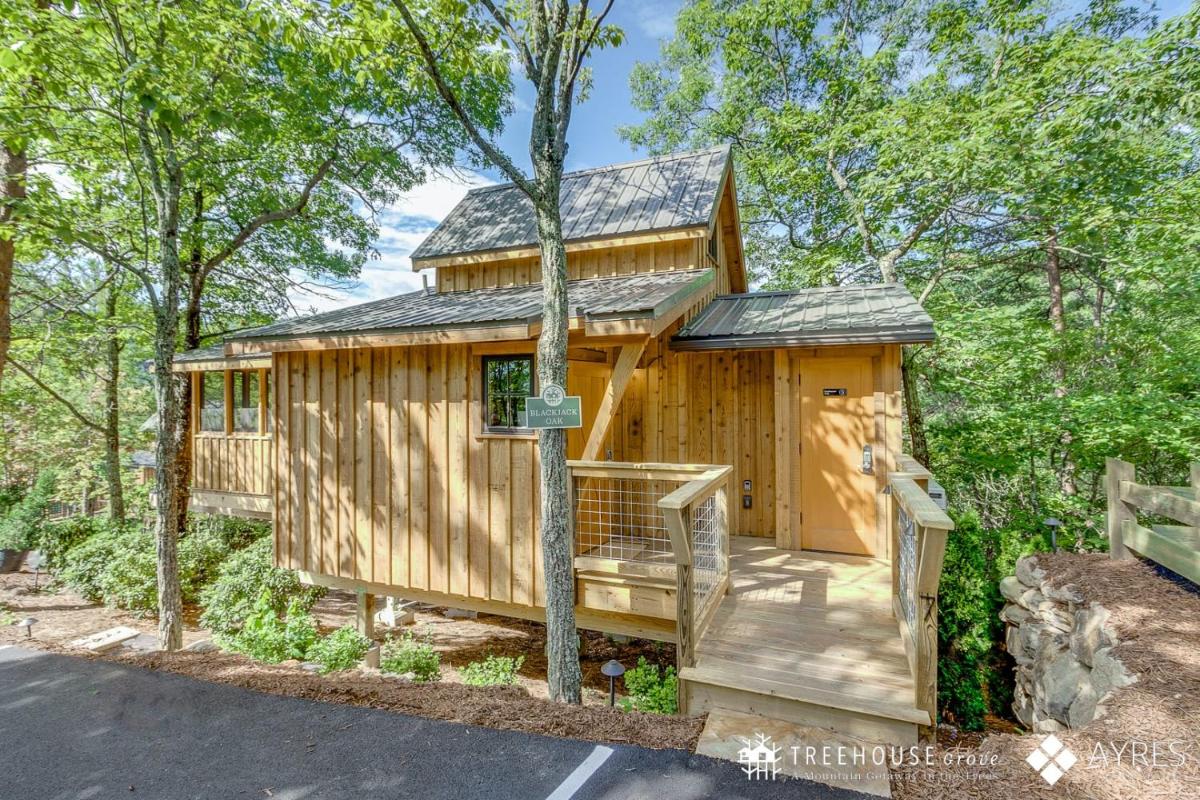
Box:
[5,356,104,434]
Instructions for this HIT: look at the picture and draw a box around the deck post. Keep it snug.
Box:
[1106,458,1136,560]
[355,589,375,640]
[1190,462,1200,497]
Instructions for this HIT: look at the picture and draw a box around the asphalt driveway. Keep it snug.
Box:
[0,646,867,800]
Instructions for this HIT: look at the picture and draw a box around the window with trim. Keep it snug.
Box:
[707,233,719,262]
[483,355,533,433]
[200,372,225,432]
[232,371,260,433]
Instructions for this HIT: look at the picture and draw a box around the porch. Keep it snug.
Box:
[568,457,953,743]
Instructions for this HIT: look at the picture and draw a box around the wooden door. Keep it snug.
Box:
[794,357,876,555]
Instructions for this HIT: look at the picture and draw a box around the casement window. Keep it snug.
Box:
[483,354,533,433]
[200,372,226,432]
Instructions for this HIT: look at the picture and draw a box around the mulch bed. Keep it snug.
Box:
[892,552,1200,800]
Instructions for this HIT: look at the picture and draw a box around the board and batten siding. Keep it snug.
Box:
[193,435,272,496]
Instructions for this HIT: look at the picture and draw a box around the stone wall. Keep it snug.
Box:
[1000,555,1135,732]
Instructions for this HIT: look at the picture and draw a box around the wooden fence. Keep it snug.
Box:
[1106,458,1200,583]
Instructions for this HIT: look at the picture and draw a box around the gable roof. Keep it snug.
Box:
[225,270,712,345]
[672,283,935,350]
[409,146,731,263]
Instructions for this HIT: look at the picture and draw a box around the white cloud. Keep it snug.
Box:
[286,169,495,315]
[632,3,681,39]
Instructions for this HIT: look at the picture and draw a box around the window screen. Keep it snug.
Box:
[483,355,533,432]
[200,372,225,432]
[232,371,260,433]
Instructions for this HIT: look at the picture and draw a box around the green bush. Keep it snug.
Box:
[198,537,323,636]
[57,521,143,604]
[37,516,102,570]
[307,625,371,674]
[0,470,57,551]
[620,657,678,714]
[460,654,522,687]
[217,592,318,663]
[380,632,441,682]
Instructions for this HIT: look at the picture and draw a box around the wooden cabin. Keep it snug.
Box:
[174,146,955,744]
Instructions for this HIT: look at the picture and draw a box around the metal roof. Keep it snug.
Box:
[228,270,713,343]
[175,344,227,363]
[409,146,731,262]
[672,283,935,350]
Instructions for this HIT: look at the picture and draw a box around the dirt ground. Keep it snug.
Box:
[892,553,1200,800]
[0,570,701,751]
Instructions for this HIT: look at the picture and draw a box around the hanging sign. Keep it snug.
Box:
[525,383,583,429]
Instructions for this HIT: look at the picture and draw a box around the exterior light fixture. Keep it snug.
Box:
[16,617,37,638]
[1043,518,1063,552]
[861,444,874,475]
[601,659,626,707]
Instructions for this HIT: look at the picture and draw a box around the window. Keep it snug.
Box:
[232,371,260,433]
[707,233,719,262]
[483,355,533,432]
[200,372,225,432]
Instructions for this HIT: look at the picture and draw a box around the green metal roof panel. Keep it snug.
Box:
[672,283,935,349]
[409,146,730,261]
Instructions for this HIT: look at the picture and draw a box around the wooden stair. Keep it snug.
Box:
[679,538,929,745]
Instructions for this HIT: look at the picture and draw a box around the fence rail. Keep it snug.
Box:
[567,460,732,666]
[1106,458,1200,583]
[888,461,954,731]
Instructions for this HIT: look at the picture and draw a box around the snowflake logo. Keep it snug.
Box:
[1026,734,1078,786]
[737,732,782,781]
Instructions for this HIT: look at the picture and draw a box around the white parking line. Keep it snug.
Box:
[544,745,614,800]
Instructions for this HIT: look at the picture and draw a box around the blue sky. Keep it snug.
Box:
[289,0,1192,314]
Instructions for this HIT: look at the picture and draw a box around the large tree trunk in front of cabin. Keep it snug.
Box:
[1044,229,1076,498]
[171,247,205,540]
[533,193,582,705]
[150,163,186,652]
[901,348,931,470]
[103,283,125,521]
[0,144,27,395]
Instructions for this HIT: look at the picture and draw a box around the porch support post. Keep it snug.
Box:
[355,589,375,640]
[773,350,793,549]
[581,338,647,461]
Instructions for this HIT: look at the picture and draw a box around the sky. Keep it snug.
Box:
[288,2,681,315]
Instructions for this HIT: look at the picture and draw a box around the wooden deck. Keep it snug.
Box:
[679,536,929,744]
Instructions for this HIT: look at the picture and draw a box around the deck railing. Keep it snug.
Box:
[567,460,732,666]
[888,455,955,730]
[1106,457,1200,584]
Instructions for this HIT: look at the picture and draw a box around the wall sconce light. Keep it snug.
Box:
[861,444,874,475]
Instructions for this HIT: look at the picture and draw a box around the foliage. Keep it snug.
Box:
[217,591,319,664]
[459,654,523,687]
[0,603,14,626]
[38,516,102,571]
[379,632,441,683]
[0,470,56,550]
[198,535,324,637]
[619,657,678,715]
[306,625,371,674]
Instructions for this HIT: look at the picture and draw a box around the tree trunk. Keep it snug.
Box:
[150,160,186,652]
[901,348,931,470]
[172,222,204,540]
[533,192,582,705]
[0,144,27,394]
[1044,229,1076,497]
[103,282,125,521]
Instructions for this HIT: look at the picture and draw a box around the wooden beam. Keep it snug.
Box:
[773,350,792,550]
[172,355,272,373]
[355,589,375,640]
[226,324,536,355]
[410,226,707,270]
[581,340,648,461]
[1106,458,1136,559]
[1120,480,1200,528]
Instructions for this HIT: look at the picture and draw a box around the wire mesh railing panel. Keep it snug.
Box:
[572,475,682,564]
[690,494,725,621]
[898,503,917,633]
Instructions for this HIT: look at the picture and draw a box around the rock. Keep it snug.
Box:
[1068,682,1100,728]
[1000,576,1025,603]
[1016,556,1047,588]
[1037,649,1089,724]
[443,608,477,620]
[361,643,381,669]
[1069,606,1112,667]
[1042,581,1084,604]
[1007,625,1029,662]
[184,639,218,653]
[1091,646,1136,699]
[1013,689,1035,727]
[1001,604,1032,625]
[1034,718,1066,734]
[1018,588,1045,611]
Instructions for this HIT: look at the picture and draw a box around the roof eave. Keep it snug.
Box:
[670,328,936,351]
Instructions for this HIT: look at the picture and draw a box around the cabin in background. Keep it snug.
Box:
[174,146,955,744]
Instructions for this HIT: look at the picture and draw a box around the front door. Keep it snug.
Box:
[793,357,876,556]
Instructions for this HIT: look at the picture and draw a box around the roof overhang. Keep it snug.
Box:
[671,328,935,352]
[223,270,715,356]
[171,354,272,373]
[410,226,707,271]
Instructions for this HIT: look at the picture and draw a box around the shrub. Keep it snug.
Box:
[306,625,371,674]
[380,632,441,682]
[218,592,319,663]
[198,537,324,636]
[620,657,678,714]
[0,470,57,551]
[37,516,101,570]
[57,521,143,604]
[460,654,522,687]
